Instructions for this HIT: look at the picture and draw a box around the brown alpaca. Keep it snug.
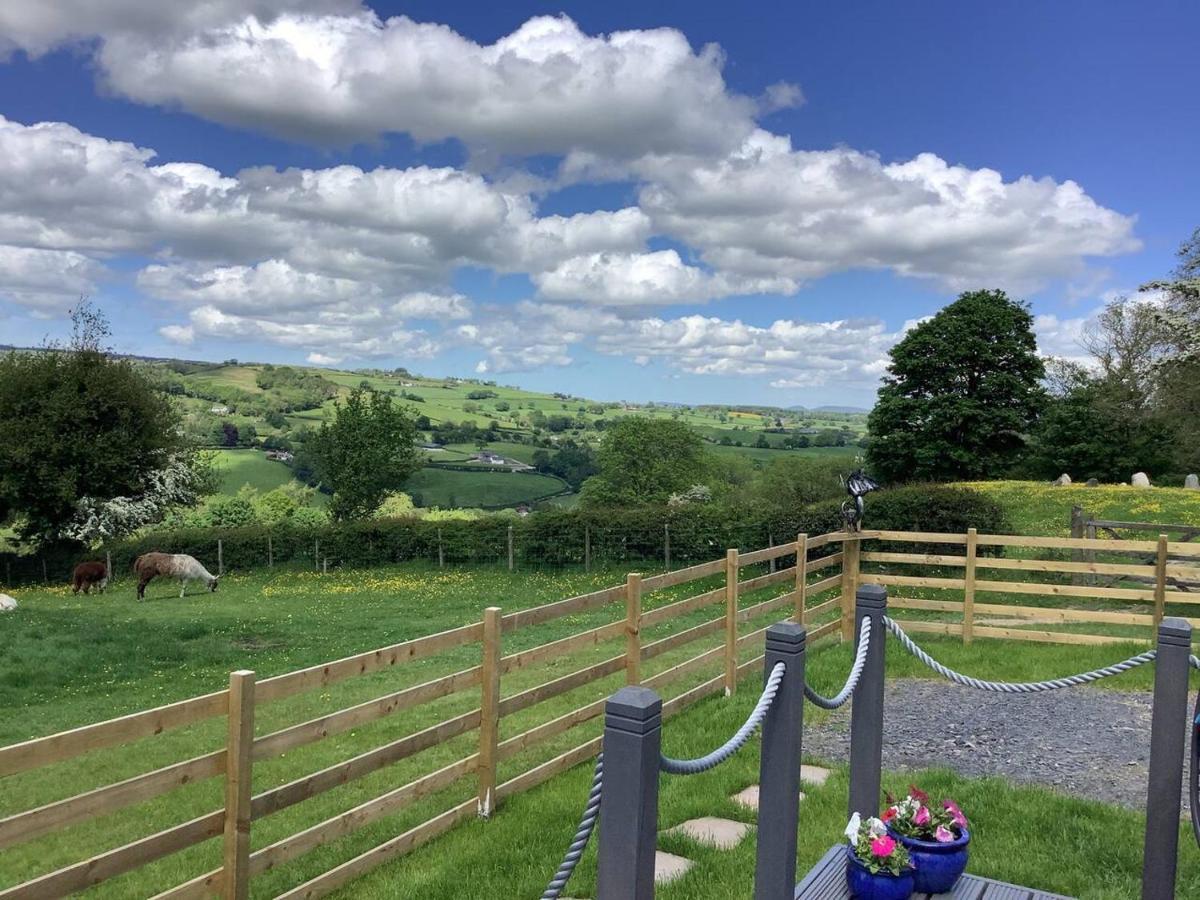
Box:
[72,561,109,594]
[134,552,219,600]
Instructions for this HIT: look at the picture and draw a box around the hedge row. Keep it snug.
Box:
[0,484,1008,587]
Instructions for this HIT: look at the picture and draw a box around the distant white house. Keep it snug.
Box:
[265,450,294,463]
[211,404,231,415]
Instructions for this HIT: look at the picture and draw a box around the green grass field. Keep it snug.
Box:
[2,561,1194,898]
[958,480,1200,536]
[212,449,299,495]
[404,467,568,508]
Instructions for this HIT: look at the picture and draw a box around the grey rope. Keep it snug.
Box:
[885,617,1157,692]
[1191,654,1200,671]
[542,754,604,900]
[660,661,786,775]
[804,616,871,709]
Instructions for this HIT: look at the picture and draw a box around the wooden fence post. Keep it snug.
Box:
[105,551,112,582]
[584,525,591,573]
[314,538,319,572]
[218,539,224,577]
[963,528,977,645]
[725,549,739,695]
[437,528,444,569]
[1085,520,1097,586]
[625,574,642,685]
[267,535,273,569]
[840,536,860,641]
[478,607,502,817]
[663,524,671,571]
[507,526,514,572]
[768,531,776,574]
[1154,534,1169,627]
[223,670,255,900]
[1075,504,1094,588]
[794,533,808,625]
[42,557,48,585]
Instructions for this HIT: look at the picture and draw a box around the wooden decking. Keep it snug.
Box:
[795,845,1075,899]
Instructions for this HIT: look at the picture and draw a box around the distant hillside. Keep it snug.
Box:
[790,404,870,414]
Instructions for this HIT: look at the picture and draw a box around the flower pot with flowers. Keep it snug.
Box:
[883,786,970,894]
[844,812,915,900]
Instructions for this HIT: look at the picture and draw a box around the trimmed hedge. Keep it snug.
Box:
[0,484,1007,586]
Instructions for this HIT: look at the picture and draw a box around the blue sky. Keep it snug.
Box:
[0,1,1195,407]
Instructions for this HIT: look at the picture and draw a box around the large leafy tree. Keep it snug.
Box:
[0,301,196,544]
[866,289,1046,482]
[580,417,707,506]
[310,387,422,520]
[1142,227,1200,471]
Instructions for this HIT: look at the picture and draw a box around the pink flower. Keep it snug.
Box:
[943,800,968,828]
[870,835,897,857]
[935,825,955,843]
[914,805,931,826]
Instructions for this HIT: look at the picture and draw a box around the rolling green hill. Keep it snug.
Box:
[132,356,869,509]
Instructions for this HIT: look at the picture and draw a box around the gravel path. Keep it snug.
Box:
[804,678,1195,812]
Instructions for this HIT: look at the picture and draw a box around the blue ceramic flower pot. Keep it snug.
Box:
[888,827,970,894]
[845,846,915,900]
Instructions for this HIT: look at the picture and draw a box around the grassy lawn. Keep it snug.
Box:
[405,467,568,508]
[958,480,1200,536]
[2,557,1196,897]
[0,561,822,896]
[212,448,301,495]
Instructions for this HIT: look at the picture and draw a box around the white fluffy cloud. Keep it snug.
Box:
[533,249,795,306]
[5,6,780,161]
[0,245,105,311]
[457,300,902,387]
[0,7,1144,374]
[0,0,355,56]
[632,130,1139,292]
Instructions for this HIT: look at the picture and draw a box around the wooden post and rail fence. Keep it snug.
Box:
[2,525,1199,898]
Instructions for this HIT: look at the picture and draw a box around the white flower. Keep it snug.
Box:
[844,812,862,843]
[866,817,888,838]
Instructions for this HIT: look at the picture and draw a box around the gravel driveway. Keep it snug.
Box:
[804,678,1195,812]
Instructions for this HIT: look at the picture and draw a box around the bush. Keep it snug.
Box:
[0,485,1004,585]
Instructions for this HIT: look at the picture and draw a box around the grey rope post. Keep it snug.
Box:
[1142,617,1192,900]
[597,686,661,900]
[753,622,805,900]
[848,584,887,819]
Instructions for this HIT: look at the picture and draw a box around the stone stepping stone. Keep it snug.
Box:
[665,816,753,850]
[655,850,693,882]
[730,784,805,811]
[800,764,830,786]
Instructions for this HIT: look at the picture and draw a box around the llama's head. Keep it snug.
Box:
[209,576,219,593]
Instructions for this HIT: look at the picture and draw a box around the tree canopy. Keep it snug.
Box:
[866,289,1046,482]
[0,302,196,544]
[309,387,422,520]
[580,417,708,506]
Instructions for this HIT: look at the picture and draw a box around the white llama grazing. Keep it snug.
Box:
[134,552,219,600]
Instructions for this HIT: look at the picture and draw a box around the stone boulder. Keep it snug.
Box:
[1131,472,1151,488]
[1053,473,1072,486]
[1086,478,1099,487]
[1186,474,1199,490]
[0,594,17,612]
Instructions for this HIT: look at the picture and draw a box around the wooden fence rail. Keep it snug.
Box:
[9,523,1177,898]
[0,532,847,899]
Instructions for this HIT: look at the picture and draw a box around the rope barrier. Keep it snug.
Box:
[542,661,786,895]
[1190,654,1200,671]
[884,617,1157,692]
[804,616,871,709]
[660,661,786,775]
[541,754,604,900]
